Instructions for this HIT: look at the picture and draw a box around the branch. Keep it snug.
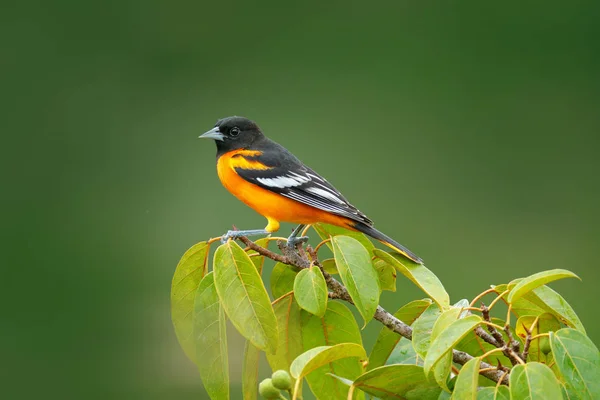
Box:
[481,304,522,366]
[236,236,510,385]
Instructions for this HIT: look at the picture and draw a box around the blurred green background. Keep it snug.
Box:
[3,1,599,398]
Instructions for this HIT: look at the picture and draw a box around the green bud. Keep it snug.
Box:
[271,370,292,390]
[258,378,281,399]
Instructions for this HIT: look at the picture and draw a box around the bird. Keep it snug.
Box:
[199,116,423,264]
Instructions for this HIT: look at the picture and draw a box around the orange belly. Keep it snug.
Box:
[217,150,352,231]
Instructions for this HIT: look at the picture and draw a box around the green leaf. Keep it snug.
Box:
[498,281,586,333]
[265,292,303,372]
[452,357,480,400]
[431,308,462,337]
[368,299,432,370]
[515,313,560,362]
[388,337,420,365]
[314,223,375,254]
[321,258,338,274]
[373,256,397,292]
[326,373,354,387]
[193,272,229,400]
[476,386,510,400]
[213,241,278,353]
[246,237,270,274]
[492,284,546,319]
[271,262,298,299]
[242,341,260,400]
[550,328,600,400]
[424,315,482,376]
[507,269,580,303]
[438,391,452,400]
[171,241,210,362]
[509,362,563,400]
[429,307,464,392]
[290,344,367,398]
[373,249,449,309]
[527,285,586,333]
[331,236,380,326]
[294,265,328,317]
[301,301,363,400]
[412,303,442,359]
[352,365,442,400]
[561,382,573,400]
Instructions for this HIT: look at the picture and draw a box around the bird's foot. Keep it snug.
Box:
[286,235,309,249]
[221,229,269,244]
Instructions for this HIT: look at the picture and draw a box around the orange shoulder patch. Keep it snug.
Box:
[228,150,272,171]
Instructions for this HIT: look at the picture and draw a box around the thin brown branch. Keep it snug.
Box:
[480,304,523,366]
[474,326,501,347]
[520,318,540,363]
[238,236,290,264]
[522,329,532,363]
[504,325,521,355]
[233,236,510,385]
[482,304,505,346]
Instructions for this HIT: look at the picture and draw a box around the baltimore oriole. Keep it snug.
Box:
[199,116,423,264]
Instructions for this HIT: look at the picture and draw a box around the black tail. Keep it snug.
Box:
[352,222,424,264]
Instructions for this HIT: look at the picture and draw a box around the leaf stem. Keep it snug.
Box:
[301,225,312,237]
[487,290,509,311]
[481,321,506,331]
[480,347,505,360]
[530,333,549,341]
[470,288,497,307]
[314,238,331,254]
[496,370,510,390]
[207,237,222,245]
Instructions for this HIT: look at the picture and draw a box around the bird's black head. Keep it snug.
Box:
[199,116,263,155]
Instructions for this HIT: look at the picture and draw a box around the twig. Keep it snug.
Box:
[238,236,290,264]
[504,324,521,355]
[522,327,532,363]
[474,326,501,347]
[480,304,524,366]
[481,305,506,344]
[233,236,510,385]
[521,317,540,362]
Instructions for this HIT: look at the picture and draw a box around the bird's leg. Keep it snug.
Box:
[221,229,270,244]
[286,224,309,248]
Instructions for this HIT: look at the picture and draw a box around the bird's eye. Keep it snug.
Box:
[230,127,240,137]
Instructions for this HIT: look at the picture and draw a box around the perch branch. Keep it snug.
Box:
[235,236,510,385]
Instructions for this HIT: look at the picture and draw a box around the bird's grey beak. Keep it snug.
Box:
[199,127,225,141]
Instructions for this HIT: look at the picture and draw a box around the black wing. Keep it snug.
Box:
[235,140,373,226]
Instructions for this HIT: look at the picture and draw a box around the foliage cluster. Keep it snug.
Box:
[171,224,600,399]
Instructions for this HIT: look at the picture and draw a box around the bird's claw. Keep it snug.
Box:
[220,230,239,244]
[286,235,309,248]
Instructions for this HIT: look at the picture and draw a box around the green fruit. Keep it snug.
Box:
[540,339,552,355]
[259,378,281,399]
[271,370,292,390]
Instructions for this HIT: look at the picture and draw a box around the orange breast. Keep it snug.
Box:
[216,150,352,228]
